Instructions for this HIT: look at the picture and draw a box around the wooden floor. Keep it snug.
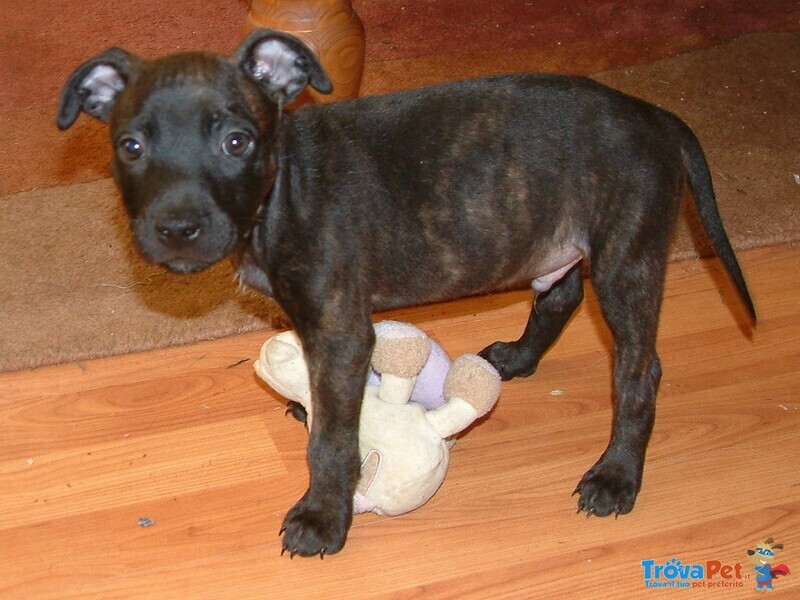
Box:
[1,244,798,599]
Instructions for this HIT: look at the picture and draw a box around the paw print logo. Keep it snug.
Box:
[747,538,791,591]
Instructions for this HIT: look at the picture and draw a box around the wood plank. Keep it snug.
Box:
[0,244,798,598]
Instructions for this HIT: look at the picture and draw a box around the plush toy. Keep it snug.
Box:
[254,320,502,516]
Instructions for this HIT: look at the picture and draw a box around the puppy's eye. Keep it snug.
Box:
[222,131,254,157]
[118,137,145,162]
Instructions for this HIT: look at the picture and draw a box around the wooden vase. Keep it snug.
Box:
[243,0,366,105]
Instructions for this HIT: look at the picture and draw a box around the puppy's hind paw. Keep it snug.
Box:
[573,462,639,518]
[478,341,538,381]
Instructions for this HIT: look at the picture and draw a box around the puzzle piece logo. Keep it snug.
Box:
[747,538,791,591]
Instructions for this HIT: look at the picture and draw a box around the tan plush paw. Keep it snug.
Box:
[443,354,502,418]
[371,321,431,377]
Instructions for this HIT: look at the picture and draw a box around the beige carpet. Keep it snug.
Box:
[1,3,798,371]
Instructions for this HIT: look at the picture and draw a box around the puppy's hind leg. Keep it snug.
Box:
[574,250,666,517]
[480,264,584,380]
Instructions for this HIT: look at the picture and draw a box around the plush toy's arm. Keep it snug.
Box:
[425,354,501,438]
[371,321,432,405]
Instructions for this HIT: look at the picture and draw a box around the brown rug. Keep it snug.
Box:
[1,1,799,372]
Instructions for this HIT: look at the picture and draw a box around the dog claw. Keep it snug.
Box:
[281,543,326,559]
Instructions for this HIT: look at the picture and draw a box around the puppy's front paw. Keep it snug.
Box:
[285,400,308,425]
[280,493,352,558]
[573,460,639,518]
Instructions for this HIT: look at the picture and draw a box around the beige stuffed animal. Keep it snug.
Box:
[254,320,501,516]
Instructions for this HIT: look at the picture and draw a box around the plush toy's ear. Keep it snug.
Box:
[254,331,312,405]
[57,48,142,130]
[235,28,333,107]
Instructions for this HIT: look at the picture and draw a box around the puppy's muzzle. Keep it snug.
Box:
[133,186,236,274]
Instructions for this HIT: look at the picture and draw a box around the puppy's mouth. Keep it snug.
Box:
[160,258,215,275]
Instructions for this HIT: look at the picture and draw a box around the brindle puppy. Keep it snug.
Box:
[58,29,755,557]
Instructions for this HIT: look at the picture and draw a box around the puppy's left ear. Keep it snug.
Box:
[57,47,142,130]
[236,28,333,107]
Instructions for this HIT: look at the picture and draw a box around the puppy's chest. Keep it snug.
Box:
[235,248,274,296]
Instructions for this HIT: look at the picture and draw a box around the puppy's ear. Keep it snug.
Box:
[57,48,142,130]
[235,28,333,106]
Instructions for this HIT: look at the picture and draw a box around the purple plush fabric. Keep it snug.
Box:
[368,321,453,410]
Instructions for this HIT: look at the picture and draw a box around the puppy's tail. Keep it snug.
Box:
[677,123,757,323]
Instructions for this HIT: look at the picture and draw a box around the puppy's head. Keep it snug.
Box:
[57,30,331,274]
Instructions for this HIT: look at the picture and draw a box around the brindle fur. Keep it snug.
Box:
[58,29,755,558]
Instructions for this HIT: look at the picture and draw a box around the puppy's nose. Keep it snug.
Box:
[154,215,203,245]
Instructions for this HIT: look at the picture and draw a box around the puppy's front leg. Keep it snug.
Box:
[280,318,375,558]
